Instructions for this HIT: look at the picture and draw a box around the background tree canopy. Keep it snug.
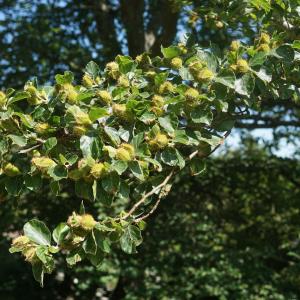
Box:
[0,0,300,299]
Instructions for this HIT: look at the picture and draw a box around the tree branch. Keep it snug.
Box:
[121,170,174,220]
[88,0,121,61]
[120,0,145,57]
[146,1,179,55]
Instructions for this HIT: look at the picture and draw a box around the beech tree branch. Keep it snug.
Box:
[120,0,145,57]
[146,1,179,55]
[121,170,175,220]
[88,0,121,61]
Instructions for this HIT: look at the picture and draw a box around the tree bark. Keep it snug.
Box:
[120,0,145,57]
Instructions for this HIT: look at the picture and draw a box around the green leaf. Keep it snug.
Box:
[104,127,121,146]
[89,107,108,122]
[94,230,111,253]
[234,73,255,96]
[275,45,294,61]
[95,183,114,206]
[251,0,271,11]
[24,219,51,246]
[47,165,68,181]
[196,49,218,72]
[102,172,120,194]
[55,71,74,84]
[111,160,128,175]
[25,175,42,191]
[158,115,177,134]
[80,135,94,158]
[7,135,27,147]
[116,55,135,73]
[66,250,84,266]
[161,148,184,168]
[83,231,97,255]
[161,45,181,59]
[292,40,300,50]
[52,223,69,244]
[32,262,44,287]
[174,130,189,145]
[255,67,272,83]
[5,177,23,196]
[129,161,145,181]
[120,225,142,254]
[85,61,100,79]
[75,180,94,200]
[249,52,267,67]
[191,107,213,125]
[89,250,105,267]
[190,158,206,176]
[7,91,30,105]
[214,70,235,89]
[13,112,35,128]
[43,137,57,154]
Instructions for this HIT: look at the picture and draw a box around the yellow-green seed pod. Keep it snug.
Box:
[67,213,82,228]
[35,123,50,135]
[196,68,214,82]
[229,64,237,72]
[74,111,92,126]
[259,32,271,44]
[170,57,183,69]
[0,91,7,108]
[257,43,270,52]
[188,60,204,77]
[236,59,249,73]
[12,235,30,249]
[117,75,130,88]
[106,61,119,72]
[25,85,41,106]
[82,74,94,88]
[151,106,164,117]
[22,247,38,263]
[62,83,78,104]
[112,103,126,116]
[152,95,164,107]
[215,21,224,29]
[112,103,133,122]
[80,214,97,231]
[116,148,131,161]
[184,88,199,102]
[149,133,169,150]
[106,61,120,79]
[158,81,174,94]
[121,144,135,158]
[32,157,56,172]
[178,43,188,55]
[116,143,135,161]
[96,90,112,105]
[145,71,156,80]
[135,53,152,66]
[230,40,240,51]
[73,125,87,137]
[3,163,21,177]
[90,162,106,179]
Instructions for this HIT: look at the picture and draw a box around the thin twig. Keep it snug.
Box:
[19,143,42,154]
[122,130,232,221]
[121,170,174,220]
[134,193,164,222]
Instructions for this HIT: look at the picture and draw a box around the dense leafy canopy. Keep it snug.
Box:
[2,147,300,299]
[1,29,299,285]
[1,0,300,134]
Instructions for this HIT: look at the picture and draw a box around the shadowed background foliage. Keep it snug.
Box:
[1,0,300,299]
